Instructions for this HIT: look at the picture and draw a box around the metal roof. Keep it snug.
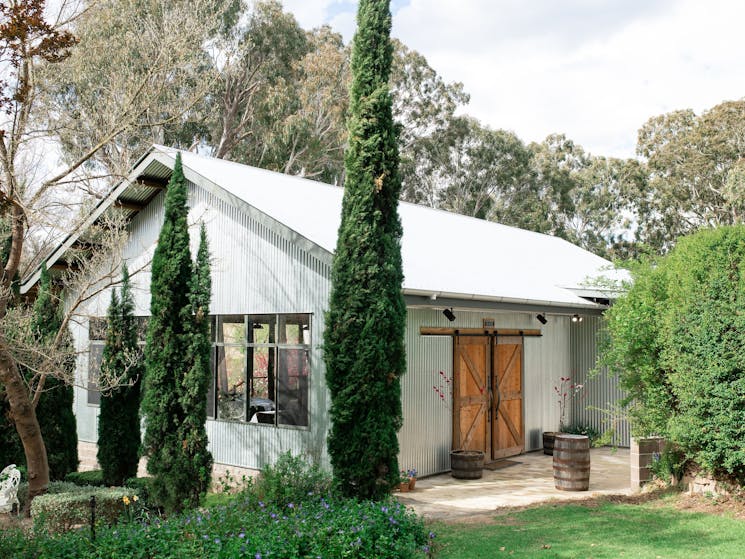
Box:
[22,145,623,310]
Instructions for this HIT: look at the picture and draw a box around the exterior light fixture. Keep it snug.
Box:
[252,322,264,329]
[443,308,456,322]
[536,313,547,325]
[571,314,583,323]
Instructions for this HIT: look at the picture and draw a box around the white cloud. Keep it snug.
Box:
[279,0,745,158]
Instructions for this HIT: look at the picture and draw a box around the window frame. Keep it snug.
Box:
[210,313,311,430]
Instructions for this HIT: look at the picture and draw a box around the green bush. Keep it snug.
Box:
[30,486,140,532]
[604,226,745,481]
[124,476,153,508]
[650,446,689,485]
[563,424,602,445]
[65,470,106,487]
[252,451,332,506]
[2,494,431,559]
[17,481,80,511]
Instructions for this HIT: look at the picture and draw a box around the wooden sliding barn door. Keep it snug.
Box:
[452,334,524,460]
[452,335,491,455]
[492,336,524,459]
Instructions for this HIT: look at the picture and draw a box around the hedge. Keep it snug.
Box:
[30,486,140,532]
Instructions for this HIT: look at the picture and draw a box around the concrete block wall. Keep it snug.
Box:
[630,436,667,490]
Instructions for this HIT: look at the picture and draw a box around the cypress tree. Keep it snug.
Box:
[142,153,195,513]
[98,266,142,486]
[175,224,213,509]
[324,0,406,499]
[31,266,78,481]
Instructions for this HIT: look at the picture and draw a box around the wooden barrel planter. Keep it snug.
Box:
[553,434,590,491]
[450,450,484,479]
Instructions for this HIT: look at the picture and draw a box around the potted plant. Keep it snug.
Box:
[407,468,417,490]
[543,376,584,455]
[398,470,411,492]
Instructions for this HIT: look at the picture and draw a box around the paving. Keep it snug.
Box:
[396,448,632,520]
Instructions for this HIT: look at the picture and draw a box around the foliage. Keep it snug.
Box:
[603,225,745,481]
[142,154,213,513]
[98,266,143,486]
[142,153,195,514]
[30,486,141,533]
[29,266,78,481]
[649,446,689,485]
[636,100,745,251]
[1,492,430,559]
[562,424,601,442]
[252,452,332,506]
[325,0,407,499]
[17,481,82,512]
[64,470,106,487]
[176,223,214,509]
[432,498,745,558]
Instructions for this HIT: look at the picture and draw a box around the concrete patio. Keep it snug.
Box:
[396,447,631,520]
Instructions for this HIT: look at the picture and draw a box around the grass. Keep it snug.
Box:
[433,496,745,558]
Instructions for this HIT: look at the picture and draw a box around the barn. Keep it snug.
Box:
[21,145,627,478]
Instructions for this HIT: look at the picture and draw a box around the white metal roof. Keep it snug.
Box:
[157,146,617,310]
[22,145,622,309]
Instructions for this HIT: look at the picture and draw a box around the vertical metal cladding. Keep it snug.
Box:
[187,183,332,470]
[569,315,630,446]
[70,179,332,470]
[399,308,571,477]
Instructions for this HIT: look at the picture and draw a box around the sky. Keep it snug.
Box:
[280,0,745,159]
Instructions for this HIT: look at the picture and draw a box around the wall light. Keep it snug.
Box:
[443,308,456,322]
[536,313,547,325]
[571,314,583,323]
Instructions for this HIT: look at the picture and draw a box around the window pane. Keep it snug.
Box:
[248,314,275,344]
[277,348,309,427]
[278,314,311,345]
[216,345,246,421]
[88,343,103,406]
[217,316,246,345]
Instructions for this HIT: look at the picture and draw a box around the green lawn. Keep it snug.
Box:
[433,498,745,558]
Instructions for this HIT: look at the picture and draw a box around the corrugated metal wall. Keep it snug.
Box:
[399,308,571,477]
[569,315,630,446]
[72,179,332,470]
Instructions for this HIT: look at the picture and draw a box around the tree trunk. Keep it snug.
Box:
[0,342,49,515]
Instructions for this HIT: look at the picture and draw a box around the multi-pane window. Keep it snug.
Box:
[209,313,311,427]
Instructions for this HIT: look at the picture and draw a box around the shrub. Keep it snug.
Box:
[604,226,745,481]
[65,470,106,487]
[252,451,332,506]
[650,446,689,485]
[30,486,141,532]
[563,424,601,445]
[17,481,81,511]
[1,494,431,559]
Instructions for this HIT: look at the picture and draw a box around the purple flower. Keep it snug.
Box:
[259,501,265,508]
[429,531,436,539]
[381,506,388,513]
[270,512,277,519]
[422,545,430,553]
[238,531,245,539]
[288,502,295,509]
[255,553,262,559]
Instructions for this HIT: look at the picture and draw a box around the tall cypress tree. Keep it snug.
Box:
[324,0,406,499]
[142,153,194,513]
[175,224,213,509]
[98,266,142,486]
[31,266,78,481]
